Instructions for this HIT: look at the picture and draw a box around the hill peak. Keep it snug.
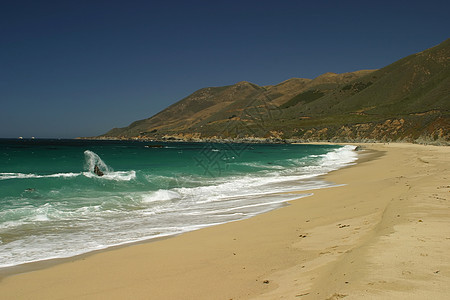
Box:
[233,81,259,87]
[318,72,338,77]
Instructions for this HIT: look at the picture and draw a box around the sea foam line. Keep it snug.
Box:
[0,172,80,180]
[0,170,136,181]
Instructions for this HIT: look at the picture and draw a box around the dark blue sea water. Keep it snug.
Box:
[0,139,357,268]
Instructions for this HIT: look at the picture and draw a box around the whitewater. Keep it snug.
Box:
[0,139,358,268]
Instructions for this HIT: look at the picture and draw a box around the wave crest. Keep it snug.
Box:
[0,172,80,180]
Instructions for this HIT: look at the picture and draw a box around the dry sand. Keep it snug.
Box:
[0,143,449,299]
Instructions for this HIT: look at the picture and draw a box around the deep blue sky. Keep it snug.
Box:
[1,0,449,138]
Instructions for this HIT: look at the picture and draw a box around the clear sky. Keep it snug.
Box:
[1,0,449,138]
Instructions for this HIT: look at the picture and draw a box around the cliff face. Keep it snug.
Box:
[294,116,449,143]
[100,39,450,144]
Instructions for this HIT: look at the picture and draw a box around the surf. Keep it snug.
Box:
[0,172,80,180]
[84,150,112,174]
[0,140,359,268]
[83,150,136,181]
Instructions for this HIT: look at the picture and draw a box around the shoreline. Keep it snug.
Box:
[1,143,449,299]
[77,136,449,147]
[0,143,355,276]
[0,143,358,278]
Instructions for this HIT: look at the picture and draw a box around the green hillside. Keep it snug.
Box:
[99,39,450,144]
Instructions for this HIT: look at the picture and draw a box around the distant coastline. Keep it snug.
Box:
[78,135,449,146]
[90,39,449,146]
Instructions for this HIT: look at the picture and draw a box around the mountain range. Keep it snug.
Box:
[99,39,450,144]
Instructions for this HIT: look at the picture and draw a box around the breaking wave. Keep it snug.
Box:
[0,150,136,182]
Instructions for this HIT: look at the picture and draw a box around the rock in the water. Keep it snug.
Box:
[94,165,104,176]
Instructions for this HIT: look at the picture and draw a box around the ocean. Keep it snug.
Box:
[0,139,358,268]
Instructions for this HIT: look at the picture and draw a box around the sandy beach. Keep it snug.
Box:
[0,143,449,299]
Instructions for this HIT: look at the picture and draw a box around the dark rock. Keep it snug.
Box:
[94,165,104,176]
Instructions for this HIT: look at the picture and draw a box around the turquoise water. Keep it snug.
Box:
[0,139,357,268]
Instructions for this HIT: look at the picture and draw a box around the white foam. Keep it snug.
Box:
[0,170,137,181]
[318,145,358,169]
[235,162,285,170]
[82,170,136,181]
[82,150,136,181]
[0,172,81,180]
[84,150,112,173]
[141,190,181,203]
